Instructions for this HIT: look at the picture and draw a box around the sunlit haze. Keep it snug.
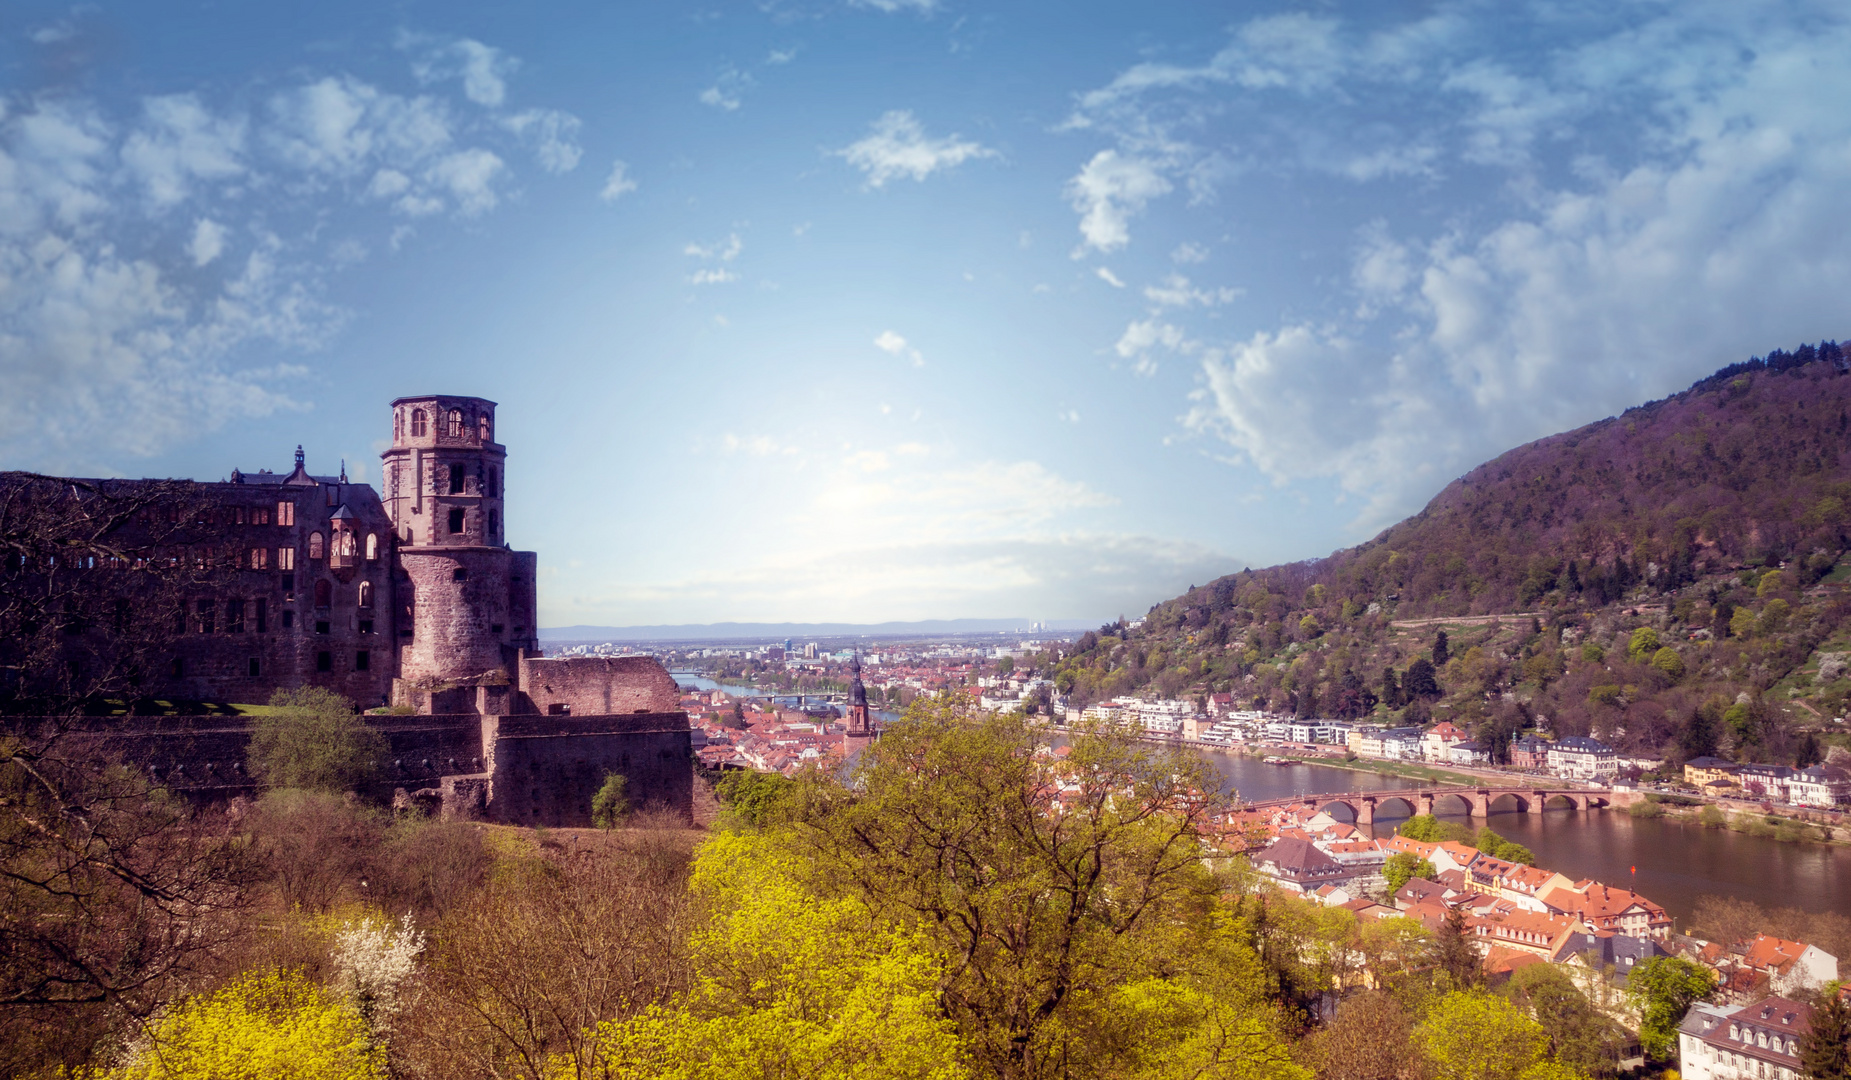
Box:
[5,1,1849,627]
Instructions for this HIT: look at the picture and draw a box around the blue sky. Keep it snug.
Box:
[4,2,1850,627]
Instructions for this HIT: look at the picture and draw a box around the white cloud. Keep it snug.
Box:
[1114,319,1190,377]
[835,110,996,188]
[120,95,245,207]
[1095,267,1125,288]
[1143,274,1240,309]
[501,108,582,173]
[1171,241,1209,263]
[425,148,504,216]
[188,217,227,266]
[689,268,738,285]
[405,35,516,108]
[767,48,797,65]
[698,86,741,112]
[599,160,637,201]
[1179,11,1851,532]
[684,233,743,261]
[874,330,925,366]
[848,0,938,11]
[1064,150,1171,253]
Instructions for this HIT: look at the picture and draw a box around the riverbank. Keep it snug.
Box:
[1630,796,1848,846]
[1257,750,1487,789]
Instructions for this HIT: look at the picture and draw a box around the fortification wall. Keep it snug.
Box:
[516,656,680,716]
[397,547,521,685]
[482,712,692,827]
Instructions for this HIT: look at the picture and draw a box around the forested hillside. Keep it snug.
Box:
[1053,342,1851,769]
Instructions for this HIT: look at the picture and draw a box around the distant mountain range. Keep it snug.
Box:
[540,618,1098,643]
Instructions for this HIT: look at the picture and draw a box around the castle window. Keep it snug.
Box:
[308,532,324,559]
[196,599,214,634]
[256,598,267,633]
[479,414,491,441]
[315,620,330,635]
[171,658,184,677]
[317,651,332,672]
[358,581,373,608]
[447,409,463,437]
[488,510,498,540]
[449,508,465,535]
[282,611,294,630]
[449,463,465,494]
[359,619,373,634]
[388,464,398,500]
[228,599,245,633]
[276,501,294,526]
[356,651,370,671]
[249,658,260,677]
[452,567,468,582]
[365,533,378,560]
[334,529,356,558]
[394,409,403,441]
[314,580,331,608]
[282,574,295,600]
[411,409,428,437]
[489,468,498,496]
[326,485,338,507]
[250,547,268,570]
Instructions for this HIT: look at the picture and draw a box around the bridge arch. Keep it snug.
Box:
[1431,792,1475,817]
[1486,792,1531,816]
[1314,798,1359,823]
[1371,795,1419,821]
[1540,792,1583,812]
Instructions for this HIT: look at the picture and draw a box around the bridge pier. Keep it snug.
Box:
[1470,792,1489,817]
[1357,798,1375,826]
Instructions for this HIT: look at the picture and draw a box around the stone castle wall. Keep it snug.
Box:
[516,656,681,717]
[482,713,693,826]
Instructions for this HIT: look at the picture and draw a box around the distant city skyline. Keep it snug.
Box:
[4,2,1850,626]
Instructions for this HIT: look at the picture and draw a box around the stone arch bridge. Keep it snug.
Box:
[1241,786,1612,826]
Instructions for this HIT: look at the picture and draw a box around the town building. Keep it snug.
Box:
[1686,756,1743,788]
[1678,997,1812,1080]
[1786,765,1851,808]
[1250,837,1353,895]
[1548,736,1619,781]
[1510,736,1551,771]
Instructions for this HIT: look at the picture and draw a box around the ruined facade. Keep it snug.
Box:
[14,395,693,825]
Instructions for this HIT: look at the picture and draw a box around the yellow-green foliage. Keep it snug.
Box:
[1415,990,1556,1080]
[571,831,967,1080]
[101,970,378,1080]
[1652,647,1686,681]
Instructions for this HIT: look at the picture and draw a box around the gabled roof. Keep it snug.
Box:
[1257,836,1343,874]
[1742,934,1813,974]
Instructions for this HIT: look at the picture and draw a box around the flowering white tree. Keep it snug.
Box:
[332,913,425,1042]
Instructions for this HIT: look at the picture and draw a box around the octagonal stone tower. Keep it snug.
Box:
[381,396,539,688]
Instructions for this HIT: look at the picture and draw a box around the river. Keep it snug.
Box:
[672,676,1849,922]
[1196,751,1851,923]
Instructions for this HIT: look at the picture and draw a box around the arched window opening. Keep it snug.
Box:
[479,414,491,441]
[489,468,498,497]
[358,581,373,608]
[404,526,415,543]
[449,462,466,494]
[394,410,403,441]
[449,508,465,535]
[447,410,464,437]
[365,533,378,560]
[488,510,499,540]
[410,409,428,437]
[308,532,324,559]
[314,580,332,608]
[334,529,357,558]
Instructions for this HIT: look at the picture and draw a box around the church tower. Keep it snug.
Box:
[381,396,538,689]
[844,654,877,749]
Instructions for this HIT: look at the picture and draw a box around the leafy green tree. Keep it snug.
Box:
[1384,852,1437,894]
[1436,908,1484,991]
[1304,991,1422,1080]
[1798,733,1824,769]
[1651,648,1686,681]
[1628,628,1662,662]
[1414,990,1544,1080]
[1400,815,1473,844]
[1679,702,1724,759]
[1628,956,1715,1060]
[1580,643,1605,664]
[997,656,1015,675]
[592,773,630,829]
[1757,569,1788,597]
[247,687,386,793]
[1474,828,1535,867]
[1731,606,1759,639]
[580,831,968,1080]
[1405,660,1442,701]
[788,696,1242,1078]
[712,769,796,829]
[1502,964,1624,1078]
[1800,982,1851,1080]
